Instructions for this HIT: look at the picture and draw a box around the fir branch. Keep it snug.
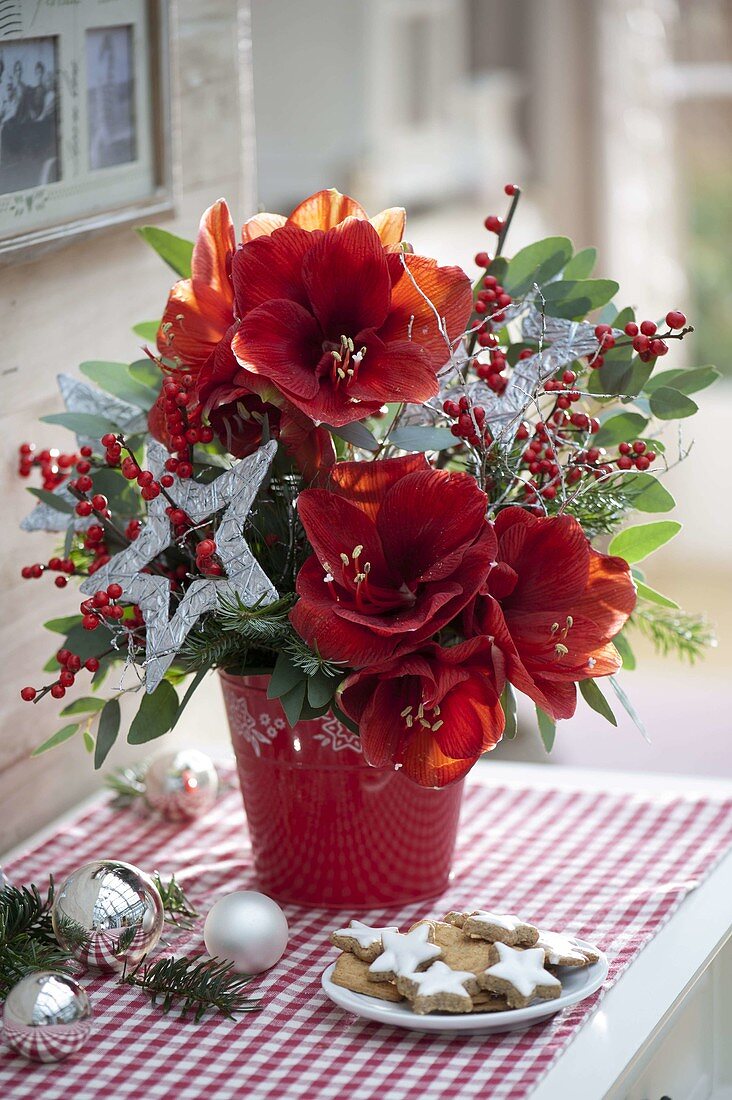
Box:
[0,938,72,999]
[216,592,297,634]
[0,878,74,1000]
[283,635,346,679]
[629,605,715,663]
[152,873,199,929]
[122,954,261,1022]
[105,763,147,806]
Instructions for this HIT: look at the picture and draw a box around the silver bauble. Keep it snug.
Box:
[52,860,164,972]
[204,891,288,974]
[144,749,219,821]
[3,972,92,1062]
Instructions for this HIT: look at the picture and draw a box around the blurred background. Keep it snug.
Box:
[2,0,730,848]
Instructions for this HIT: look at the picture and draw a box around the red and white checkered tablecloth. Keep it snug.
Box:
[2,769,731,1099]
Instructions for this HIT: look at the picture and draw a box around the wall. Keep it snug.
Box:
[0,0,249,853]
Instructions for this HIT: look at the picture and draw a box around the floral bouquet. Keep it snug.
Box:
[18,186,716,788]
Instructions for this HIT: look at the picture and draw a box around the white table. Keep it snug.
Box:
[2,761,731,1099]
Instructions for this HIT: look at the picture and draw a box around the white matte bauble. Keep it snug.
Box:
[144,749,219,821]
[3,971,93,1062]
[204,891,288,974]
[52,859,164,972]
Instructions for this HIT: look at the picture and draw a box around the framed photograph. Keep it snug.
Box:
[0,0,172,260]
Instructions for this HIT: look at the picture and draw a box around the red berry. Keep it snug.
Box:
[635,456,651,470]
[617,456,633,470]
[85,657,100,672]
[200,427,214,444]
[649,339,667,357]
[49,683,66,699]
[107,583,123,599]
[665,310,686,330]
[504,183,518,196]
[80,445,93,457]
[75,501,93,517]
[177,462,193,479]
[594,323,613,340]
[67,654,82,673]
[76,460,91,474]
[101,433,116,448]
[82,614,99,631]
[619,442,632,455]
[646,451,656,462]
[640,320,657,337]
[93,590,110,607]
[54,576,68,588]
[484,215,504,233]
[108,605,124,620]
[632,334,651,354]
[632,440,646,454]
[624,322,639,337]
[21,686,37,701]
[59,670,75,688]
[160,474,174,488]
[91,494,107,511]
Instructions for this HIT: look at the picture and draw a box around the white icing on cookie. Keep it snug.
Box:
[403,961,474,998]
[369,925,441,977]
[484,944,561,998]
[535,929,587,964]
[469,911,526,932]
[333,920,398,950]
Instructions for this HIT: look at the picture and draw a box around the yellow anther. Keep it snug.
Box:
[352,545,363,559]
[340,553,349,566]
[555,643,569,657]
[400,706,413,717]
[432,720,444,731]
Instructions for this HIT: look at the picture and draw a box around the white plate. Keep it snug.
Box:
[321,941,609,1034]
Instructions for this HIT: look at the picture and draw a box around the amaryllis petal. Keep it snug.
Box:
[296,490,393,588]
[232,225,313,317]
[241,212,287,243]
[381,253,473,368]
[302,219,391,337]
[191,199,236,300]
[157,279,234,370]
[369,207,407,248]
[327,454,428,521]
[233,300,322,400]
[288,188,368,231]
[346,339,439,405]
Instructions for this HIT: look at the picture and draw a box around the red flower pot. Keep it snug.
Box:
[220,672,465,908]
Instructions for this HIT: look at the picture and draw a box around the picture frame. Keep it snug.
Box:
[0,0,173,261]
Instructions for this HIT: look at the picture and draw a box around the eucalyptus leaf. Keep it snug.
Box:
[279,681,307,727]
[535,706,556,752]
[504,237,573,296]
[613,631,636,671]
[593,412,648,447]
[501,684,518,739]
[578,679,617,726]
[95,699,121,769]
[609,677,649,742]
[644,365,719,396]
[132,321,160,342]
[60,696,105,717]
[326,421,380,451]
[127,681,179,745]
[136,226,193,278]
[31,724,79,756]
[79,361,158,410]
[389,426,456,452]
[307,670,338,710]
[542,279,620,320]
[608,520,681,564]
[619,472,675,513]
[268,651,306,700]
[41,411,121,437]
[27,488,74,513]
[635,580,680,609]
[44,615,82,634]
[649,387,698,420]
[128,358,164,389]
[563,247,596,279]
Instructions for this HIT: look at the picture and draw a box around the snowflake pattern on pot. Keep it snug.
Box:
[313,713,362,754]
[229,696,281,757]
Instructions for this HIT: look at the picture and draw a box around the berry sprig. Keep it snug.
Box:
[153,368,214,472]
[443,397,493,450]
[20,647,107,704]
[592,311,690,368]
[17,443,85,489]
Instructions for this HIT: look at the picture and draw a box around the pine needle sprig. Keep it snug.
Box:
[0,878,74,999]
[283,635,346,679]
[629,605,715,663]
[122,954,261,1022]
[152,873,200,929]
[105,763,147,806]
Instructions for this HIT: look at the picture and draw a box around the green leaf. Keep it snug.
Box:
[635,580,680,609]
[389,426,456,452]
[504,237,573,296]
[542,279,620,320]
[644,365,719,396]
[79,361,158,410]
[127,682,179,745]
[83,730,95,754]
[136,226,193,278]
[307,670,337,710]
[60,696,105,717]
[44,615,82,634]
[579,679,617,726]
[31,724,79,756]
[132,321,160,342]
[608,520,681,564]
[593,412,648,447]
[608,676,649,742]
[128,358,163,389]
[619,472,675,513]
[176,669,208,723]
[535,706,556,752]
[649,387,698,420]
[268,650,306,700]
[563,247,596,279]
[95,698,121,768]
[501,684,518,739]
[41,412,120,437]
[27,487,74,513]
[613,631,636,671]
[326,421,379,451]
[279,680,307,727]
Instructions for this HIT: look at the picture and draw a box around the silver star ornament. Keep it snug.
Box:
[80,440,279,692]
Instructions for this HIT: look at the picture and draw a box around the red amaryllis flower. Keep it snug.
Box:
[464,508,636,720]
[241,187,407,249]
[290,455,497,667]
[339,638,504,787]
[229,217,472,427]
[157,199,236,371]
